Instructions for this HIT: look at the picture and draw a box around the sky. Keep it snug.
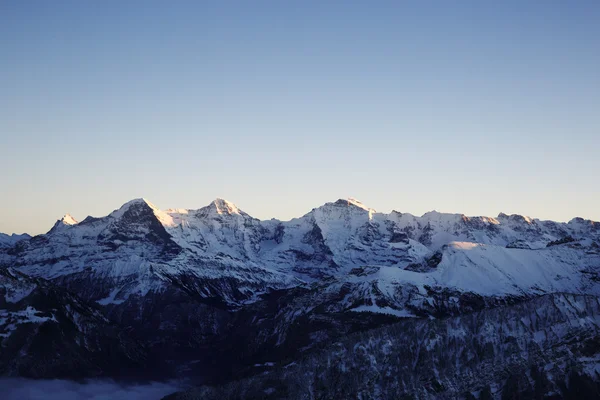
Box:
[1,1,599,235]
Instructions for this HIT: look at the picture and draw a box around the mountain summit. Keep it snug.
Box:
[200,198,243,216]
[1,197,599,396]
[47,213,78,233]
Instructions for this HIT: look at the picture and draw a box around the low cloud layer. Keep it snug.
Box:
[0,378,180,400]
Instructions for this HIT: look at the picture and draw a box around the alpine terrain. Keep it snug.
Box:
[1,198,600,399]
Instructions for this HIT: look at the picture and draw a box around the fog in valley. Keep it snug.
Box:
[0,378,180,400]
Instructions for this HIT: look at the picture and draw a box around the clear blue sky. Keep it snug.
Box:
[1,1,599,235]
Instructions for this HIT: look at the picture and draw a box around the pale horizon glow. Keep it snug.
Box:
[1,1,599,235]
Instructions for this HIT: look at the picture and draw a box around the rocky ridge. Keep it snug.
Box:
[0,197,599,394]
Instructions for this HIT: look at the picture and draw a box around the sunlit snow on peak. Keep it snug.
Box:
[447,241,482,250]
[497,212,536,225]
[47,213,80,233]
[209,198,240,215]
[61,214,78,225]
[346,197,374,213]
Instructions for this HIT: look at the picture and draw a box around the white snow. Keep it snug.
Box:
[0,307,57,339]
[61,214,78,226]
[108,198,158,219]
[6,196,600,312]
[448,241,481,250]
[96,288,125,305]
[350,305,417,318]
[0,233,30,248]
[210,198,241,215]
[4,286,35,303]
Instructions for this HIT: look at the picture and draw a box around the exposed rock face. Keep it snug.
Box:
[0,268,158,379]
[546,235,576,247]
[165,294,600,400]
[0,197,599,394]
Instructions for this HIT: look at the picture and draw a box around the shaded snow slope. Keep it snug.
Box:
[0,233,30,249]
[1,197,600,384]
[1,197,599,311]
[0,268,157,379]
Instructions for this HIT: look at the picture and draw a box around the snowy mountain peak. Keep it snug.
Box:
[497,212,535,224]
[127,197,158,209]
[422,210,443,217]
[420,210,462,222]
[569,217,599,226]
[61,213,78,225]
[0,232,31,248]
[4,197,600,394]
[206,198,241,215]
[47,213,79,233]
[347,197,374,212]
[109,198,159,219]
[329,198,375,213]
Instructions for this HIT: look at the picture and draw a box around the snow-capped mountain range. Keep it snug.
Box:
[0,233,31,249]
[6,197,600,309]
[1,197,600,391]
